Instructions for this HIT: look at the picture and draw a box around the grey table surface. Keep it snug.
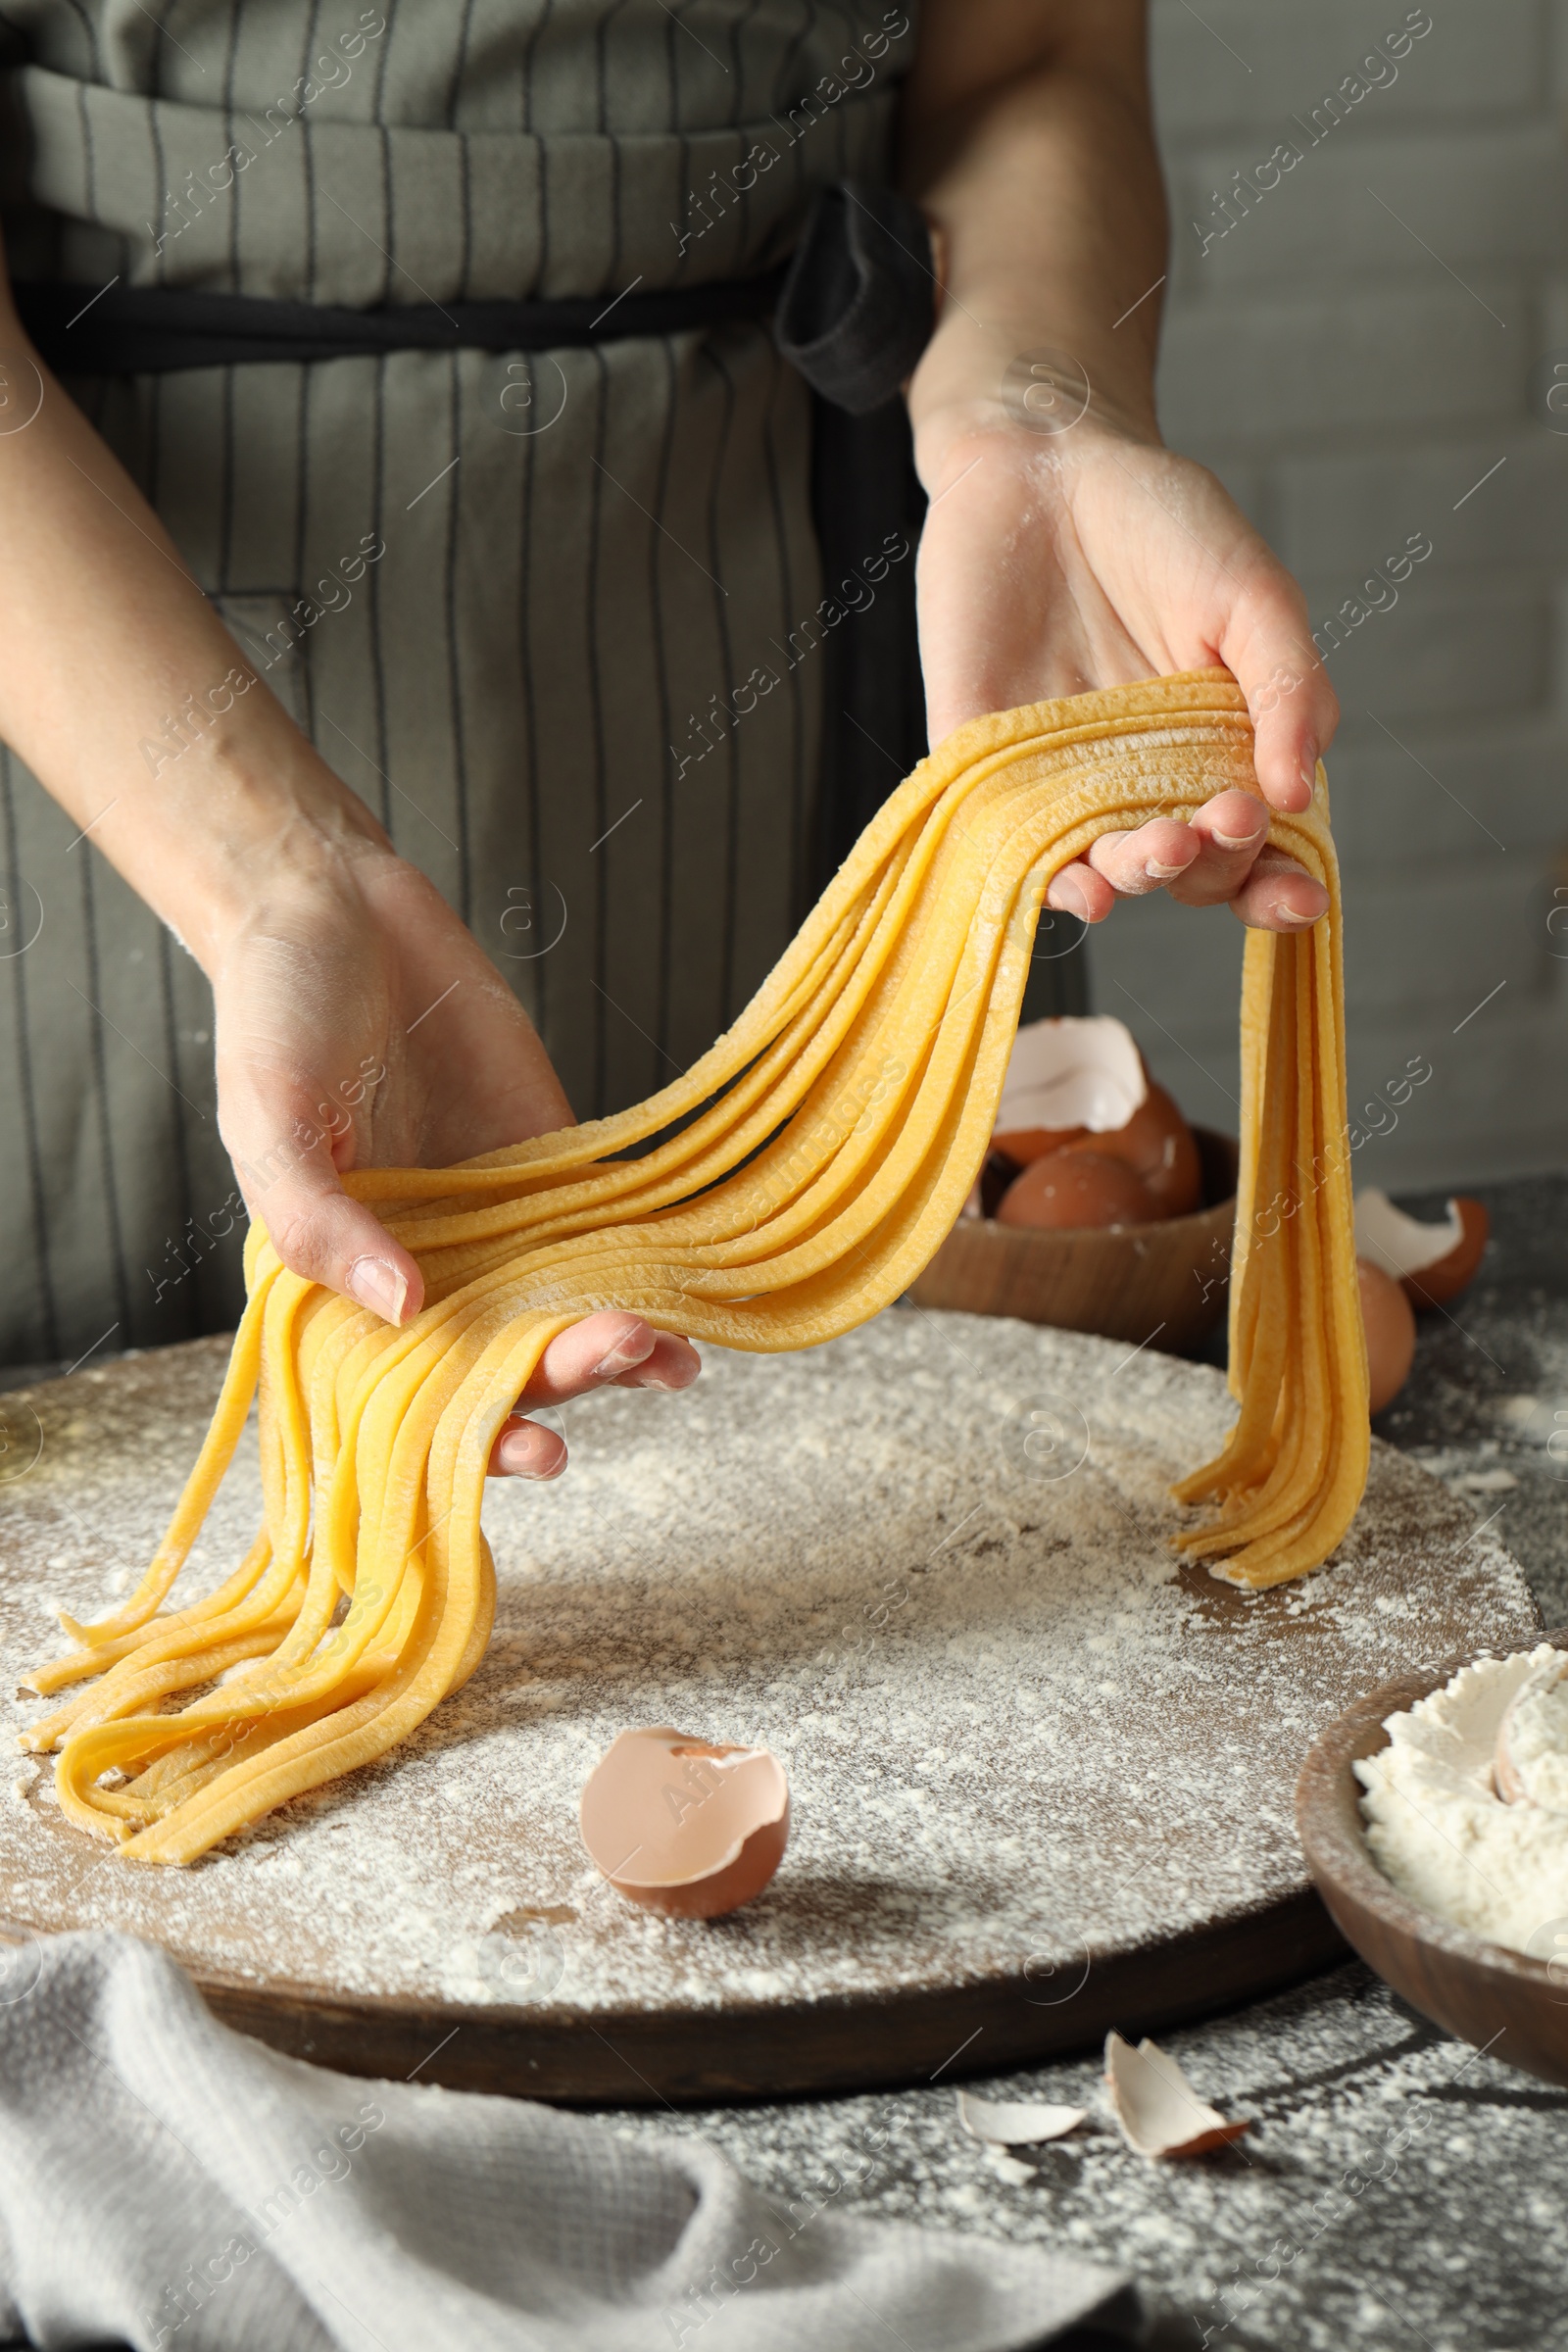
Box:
[604,1174,1568,2352]
[4,1177,1564,2352]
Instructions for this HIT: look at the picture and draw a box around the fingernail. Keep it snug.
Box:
[347,1255,409,1326]
[497,1426,563,1479]
[592,1333,653,1378]
[1211,825,1261,851]
[1299,743,1320,791]
[1146,858,1187,882]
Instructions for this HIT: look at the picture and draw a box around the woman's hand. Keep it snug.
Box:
[488,1313,700,1482]
[912,408,1339,935]
[213,836,700,1482]
[901,0,1340,938]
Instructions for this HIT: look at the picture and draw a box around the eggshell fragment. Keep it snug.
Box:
[997,1150,1156,1231]
[994,1015,1147,1141]
[995,1085,1201,1214]
[1357,1257,1417,1414]
[992,1125,1087,1167]
[579,1727,790,1918]
[1103,2032,1250,2158]
[956,2091,1087,2146]
[1494,1656,1568,1810]
[1354,1188,1489,1309]
[1094,1082,1202,1217]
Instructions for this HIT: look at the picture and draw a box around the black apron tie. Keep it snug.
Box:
[11,179,934,407]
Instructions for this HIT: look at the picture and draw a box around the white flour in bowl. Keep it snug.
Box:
[1357,1643,1568,1954]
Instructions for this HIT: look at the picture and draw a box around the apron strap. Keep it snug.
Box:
[12,181,935,404]
[10,270,786,375]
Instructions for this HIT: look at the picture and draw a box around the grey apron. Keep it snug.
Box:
[0,0,927,1366]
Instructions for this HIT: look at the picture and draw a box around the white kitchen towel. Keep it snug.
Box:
[0,1932,1141,2352]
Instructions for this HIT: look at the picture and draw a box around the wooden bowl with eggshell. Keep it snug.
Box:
[909,1125,1238,1353]
[1296,1626,1568,2088]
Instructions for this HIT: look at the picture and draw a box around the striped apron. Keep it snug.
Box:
[0,0,926,1367]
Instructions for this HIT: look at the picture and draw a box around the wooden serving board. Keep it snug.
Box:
[0,1313,1538,2105]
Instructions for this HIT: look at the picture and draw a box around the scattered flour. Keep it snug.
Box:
[0,1315,1537,2033]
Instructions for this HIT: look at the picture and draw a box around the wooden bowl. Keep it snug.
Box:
[908,1126,1238,1352]
[1296,1625,1568,2086]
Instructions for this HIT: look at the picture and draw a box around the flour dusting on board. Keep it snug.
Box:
[0,1314,1536,2018]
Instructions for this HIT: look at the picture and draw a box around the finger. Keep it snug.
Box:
[490,1321,701,1480]
[489,1415,568,1481]
[1220,560,1341,815]
[1161,790,1270,908]
[517,1312,698,1407]
[1084,817,1202,899]
[1228,851,1330,933]
[520,1310,652,1400]
[611,1331,701,1392]
[1046,822,1204,925]
[228,1119,424,1325]
[1045,860,1116,923]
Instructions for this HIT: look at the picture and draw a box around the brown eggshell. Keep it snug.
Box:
[1357,1258,1417,1414]
[996,1150,1157,1232]
[1103,2032,1251,2159]
[992,1122,1090,1166]
[1401,1198,1489,1310]
[579,1727,790,1919]
[1494,1693,1530,1806]
[994,1083,1199,1218]
[1494,1657,1568,1806]
[1089,1083,1202,1217]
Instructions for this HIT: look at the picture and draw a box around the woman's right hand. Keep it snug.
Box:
[212,833,700,1483]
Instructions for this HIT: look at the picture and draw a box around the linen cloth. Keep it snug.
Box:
[0,1931,1143,2352]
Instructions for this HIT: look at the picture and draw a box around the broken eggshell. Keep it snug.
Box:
[1494,1654,1568,1812]
[1353,1187,1489,1310]
[956,2090,1087,2146]
[991,1019,1200,1220]
[995,1149,1156,1232]
[1089,1082,1202,1218]
[1356,1257,1417,1415]
[578,1727,790,1919]
[992,1015,1148,1147]
[1103,2032,1250,2158]
[995,1088,1201,1224]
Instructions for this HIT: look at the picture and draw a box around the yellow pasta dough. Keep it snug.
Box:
[23,670,1369,1863]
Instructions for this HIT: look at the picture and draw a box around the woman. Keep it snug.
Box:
[0,0,1335,1475]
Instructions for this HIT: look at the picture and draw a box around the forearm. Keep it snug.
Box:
[0,270,385,975]
[899,0,1166,475]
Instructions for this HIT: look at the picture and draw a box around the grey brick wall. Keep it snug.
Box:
[1087,0,1568,1187]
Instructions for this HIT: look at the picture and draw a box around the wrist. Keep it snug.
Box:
[909,386,1162,513]
[141,711,392,977]
[907,311,1162,495]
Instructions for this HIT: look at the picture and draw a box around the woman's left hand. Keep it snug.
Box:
[913,407,1339,935]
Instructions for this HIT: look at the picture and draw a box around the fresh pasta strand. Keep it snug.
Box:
[24,671,1369,1864]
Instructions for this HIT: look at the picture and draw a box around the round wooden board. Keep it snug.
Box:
[0,1313,1539,2105]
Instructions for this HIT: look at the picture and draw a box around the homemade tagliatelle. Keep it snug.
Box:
[24,671,1369,1864]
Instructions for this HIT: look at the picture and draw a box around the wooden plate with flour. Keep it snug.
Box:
[0,1312,1537,2103]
